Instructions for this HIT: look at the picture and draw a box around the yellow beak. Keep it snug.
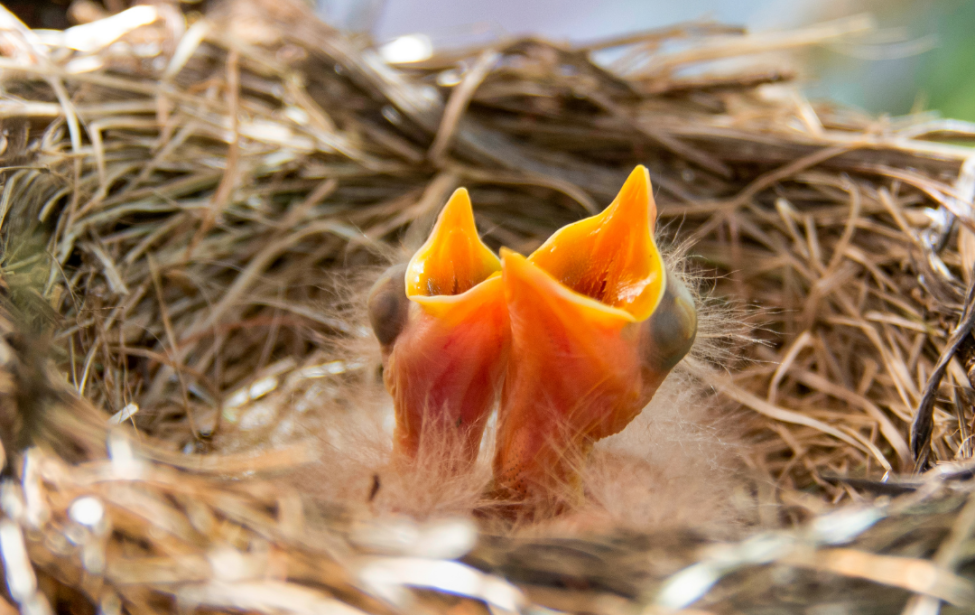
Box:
[368,188,509,467]
[405,188,502,316]
[492,166,696,505]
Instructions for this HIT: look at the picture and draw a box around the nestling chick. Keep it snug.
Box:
[368,166,699,514]
[367,188,509,469]
[492,166,697,508]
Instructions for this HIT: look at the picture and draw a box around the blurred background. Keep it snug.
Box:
[7,0,975,122]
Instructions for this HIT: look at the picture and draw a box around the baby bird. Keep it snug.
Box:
[367,188,509,468]
[368,166,697,512]
[492,166,697,506]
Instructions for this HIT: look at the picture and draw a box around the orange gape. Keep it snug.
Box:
[492,166,697,504]
[368,189,509,467]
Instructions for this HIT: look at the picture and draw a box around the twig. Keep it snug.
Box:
[911,273,975,471]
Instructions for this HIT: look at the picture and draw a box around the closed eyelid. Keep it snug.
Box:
[367,264,409,347]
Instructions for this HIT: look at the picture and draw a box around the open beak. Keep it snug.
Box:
[368,188,509,467]
[492,166,697,504]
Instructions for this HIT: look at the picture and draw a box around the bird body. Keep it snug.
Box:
[384,274,508,466]
[368,188,509,468]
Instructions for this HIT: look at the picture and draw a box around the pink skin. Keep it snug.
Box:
[492,255,647,502]
[383,276,509,467]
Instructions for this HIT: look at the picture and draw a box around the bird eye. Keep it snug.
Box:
[368,264,409,347]
[640,271,697,372]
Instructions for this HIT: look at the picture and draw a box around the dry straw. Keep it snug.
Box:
[2,0,975,612]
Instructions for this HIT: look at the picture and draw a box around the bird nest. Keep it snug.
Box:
[2,0,975,612]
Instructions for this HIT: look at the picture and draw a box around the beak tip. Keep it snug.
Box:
[623,165,650,196]
[500,249,532,280]
[440,188,475,226]
[499,248,530,277]
[499,246,522,262]
[607,165,656,233]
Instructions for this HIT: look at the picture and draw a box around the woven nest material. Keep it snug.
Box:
[3,0,975,612]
